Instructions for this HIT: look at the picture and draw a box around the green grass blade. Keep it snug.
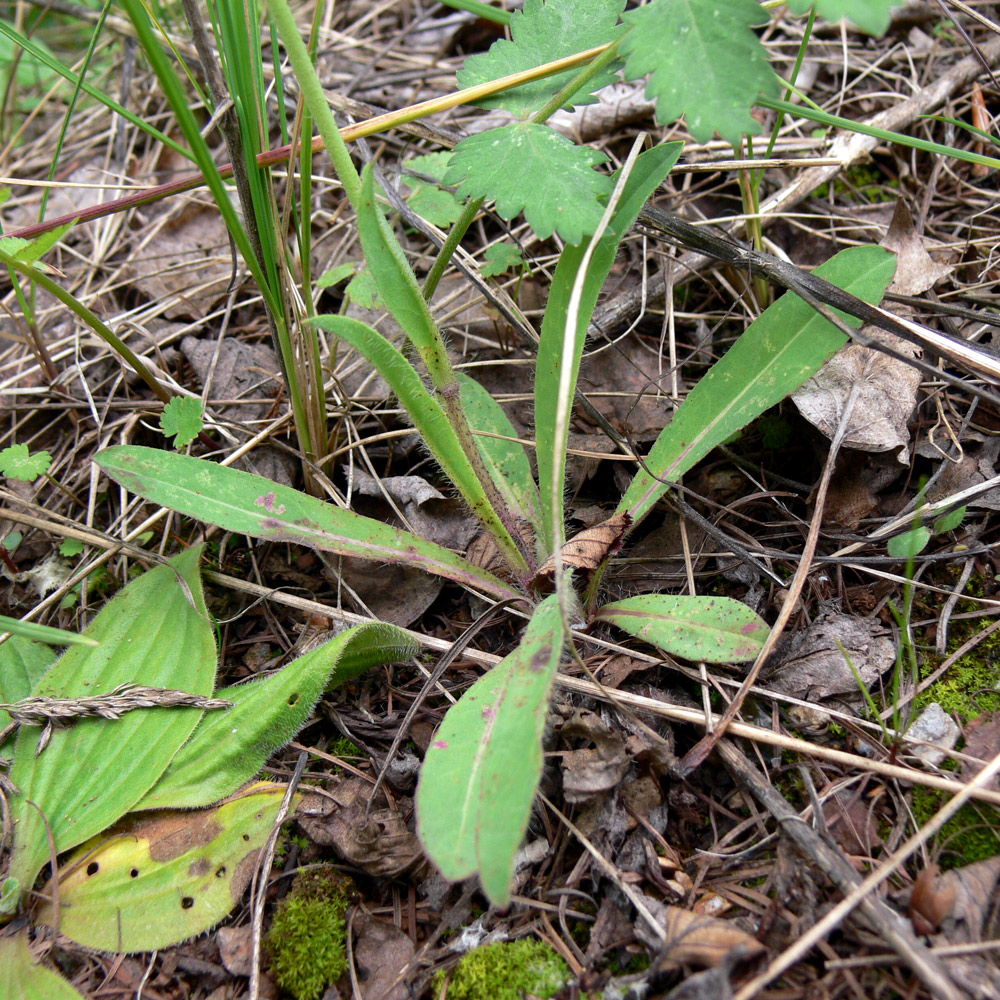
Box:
[0,616,99,648]
[96,446,519,601]
[618,245,897,527]
[596,594,769,663]
[535,141,682,546]
[137,622,418,810]
[7,547,215,892]
[416,594,563,905]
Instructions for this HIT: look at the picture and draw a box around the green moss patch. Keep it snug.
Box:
[436,938,569,1000]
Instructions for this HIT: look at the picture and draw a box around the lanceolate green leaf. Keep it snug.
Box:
[596,595,769,663]
[96,447,518,601]
[535,142,683,545]
[417,594,564,905]
[7,547,215,892]
[310,317,525,571]
[137,623,418,810]
[0,636,56,753]
[618,245,897,528]
[444,124,613,245]
[457,372,542,538]
[356,165,456,392]
[0,934,86,1000]
[38,783,291,952]
[457,0,625,117]
[786,0,900,36]
[621,0,780,144]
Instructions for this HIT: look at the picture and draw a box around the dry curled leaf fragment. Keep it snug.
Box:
[909,863,956,936]
[533,512,631,587]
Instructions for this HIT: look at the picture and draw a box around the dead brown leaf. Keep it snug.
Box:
[763,613,895,701]
[296,778,428,880]
[352,911,415,1000]
[533,513,631,587]
[909,863,957,936]
[958,713,1000,792]
[556,707,629,803]
[882,199,952,297]
[934,856,1000,943]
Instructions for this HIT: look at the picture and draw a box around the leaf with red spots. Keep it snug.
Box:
[416,595,563,905]
[596,594,769,663]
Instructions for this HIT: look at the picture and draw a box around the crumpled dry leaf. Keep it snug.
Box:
[217,925,254,977]
[636,894,766,970]
[296,777,428,880]
[933,856,1000,943]
[958,713,1000,792]
[824,451,906,529]
[791,330,922,457]
[919,432,1000,511]
[120,203,233,318]
[882,199,952,297]
[608,517,705,594]
[909,863,957,936]
[548,81,656,142]
[763,613,895,701]
[555,707,629,803]
[822,787,883,856]
[353,911,415,1000]
[533,513,630,587]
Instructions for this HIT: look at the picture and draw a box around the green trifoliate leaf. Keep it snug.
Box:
[445,123,612,244]
[160,396,204,449]
[0,443,51,482]
[621,0,780,144]
[458,0,626,118]
[785,0,900,36]
[481,242,526,277]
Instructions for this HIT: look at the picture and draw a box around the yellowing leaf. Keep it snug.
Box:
[38,782,293,952]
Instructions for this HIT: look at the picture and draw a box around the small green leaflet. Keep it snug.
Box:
[445,123,613,244]
[417,594,564,905]
[621,0,780,144]
[406,182,463,227]
[785,0,900,36]
[481,242,525,277]
[457,0,626,118]
[887,526,931,560]
[0,443,52,482]
[160,396,204,449]
[934,506,965,534]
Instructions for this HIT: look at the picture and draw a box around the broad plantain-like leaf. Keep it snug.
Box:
[0,635,56,755]
[457,0,626,118]
[786,0,900,36]
[620,0,780,144]
[596,595,769,663]
[417,594,564,905]
[536,142,682,547]
[137,623,418,810]
[7,546,215,893]
[444,123,613,244]
[38,783,292,952]
[96,447,518,602]
[0,933,85,1000]
[311,316,525,571]
[618,245,897,529]
[457,372,542,537]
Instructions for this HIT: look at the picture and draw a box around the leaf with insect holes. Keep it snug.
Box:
[136,622,418,811]
[785,0,900,35]
[445,123,612,244]
[417,594,564,905]
[458,0,626,118]
[160,396,204,449]
[620,0,780,144]
[0,934,85,1000]
[37,783,292,952]
[596,595,769,663]
[0,443,51,482]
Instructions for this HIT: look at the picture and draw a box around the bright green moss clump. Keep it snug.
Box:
[436,938,569,1000]
[911,788,1000,869]
[266,868,353,1000]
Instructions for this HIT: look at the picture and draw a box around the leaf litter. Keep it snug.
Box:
[3,1,1000,999]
